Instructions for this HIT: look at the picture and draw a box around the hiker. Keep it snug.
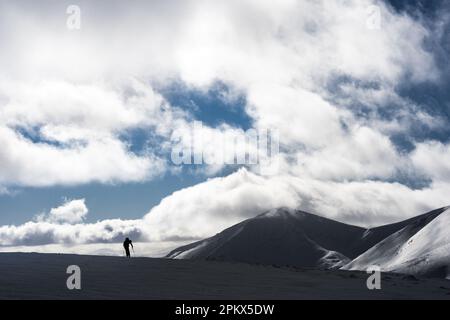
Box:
[123,237,134,258]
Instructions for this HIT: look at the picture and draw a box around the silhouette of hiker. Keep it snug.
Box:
[123,237,134,258]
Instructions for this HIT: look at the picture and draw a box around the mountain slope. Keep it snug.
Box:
[343,207,450,278]
[168,207,450,276]
[352,207,446,252]
[168,208,384,268]
[168,209,362,268]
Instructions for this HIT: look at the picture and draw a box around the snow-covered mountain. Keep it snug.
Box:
[167,207,450,278]
[343,207,450,278]
[168,208,367,268]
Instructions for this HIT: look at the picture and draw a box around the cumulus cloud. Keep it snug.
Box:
[0,198,145,246]
[36,199,88,224]
[144,168,301,240]
[0,218,144,246]
[0,78,184,187]
[293,126,404,181]
[411,141,450,183]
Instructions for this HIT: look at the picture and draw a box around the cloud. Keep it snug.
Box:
[293,126,404,181]
[0,198,144,247]
[0,79,182,187]
[0,218,144,246]
[0,125,167,187]
[36,199,88,224]
[0,198,145,246]
[0,187,10,195]
[411,141,450,183]
[144,168,301,240]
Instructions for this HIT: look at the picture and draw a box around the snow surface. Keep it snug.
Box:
[0,241,191,258]
[1,252,449,299]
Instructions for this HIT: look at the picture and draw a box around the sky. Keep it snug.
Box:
[0,0,450,254]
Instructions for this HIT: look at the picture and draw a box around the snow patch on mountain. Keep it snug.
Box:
[318,249,351,269]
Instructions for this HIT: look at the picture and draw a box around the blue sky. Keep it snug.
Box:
[1,0,450,251]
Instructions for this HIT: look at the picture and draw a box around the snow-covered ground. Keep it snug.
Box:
[0,241,191,258]
[0,252,449,300]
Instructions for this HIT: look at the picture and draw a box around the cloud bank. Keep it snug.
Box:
[0,199,143,246]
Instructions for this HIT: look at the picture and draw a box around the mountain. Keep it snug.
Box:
[167,207,450,278]
[343,207,450,278]
[168,208,364,268]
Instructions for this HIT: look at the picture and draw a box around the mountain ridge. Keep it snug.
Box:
[167,206,450,278]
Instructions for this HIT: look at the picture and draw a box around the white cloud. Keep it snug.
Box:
[173,0,436,88]
[0,218,144,246]
[36,199,88,224]
[0,79,183,186]
[144,168,301,240]
[293,126,403,181]
[0,198,145,246]
[0,198,142,247]
[0,125,165,186]
[411,141,450,183]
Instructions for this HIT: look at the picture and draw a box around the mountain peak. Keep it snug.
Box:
[258,207,302,219]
